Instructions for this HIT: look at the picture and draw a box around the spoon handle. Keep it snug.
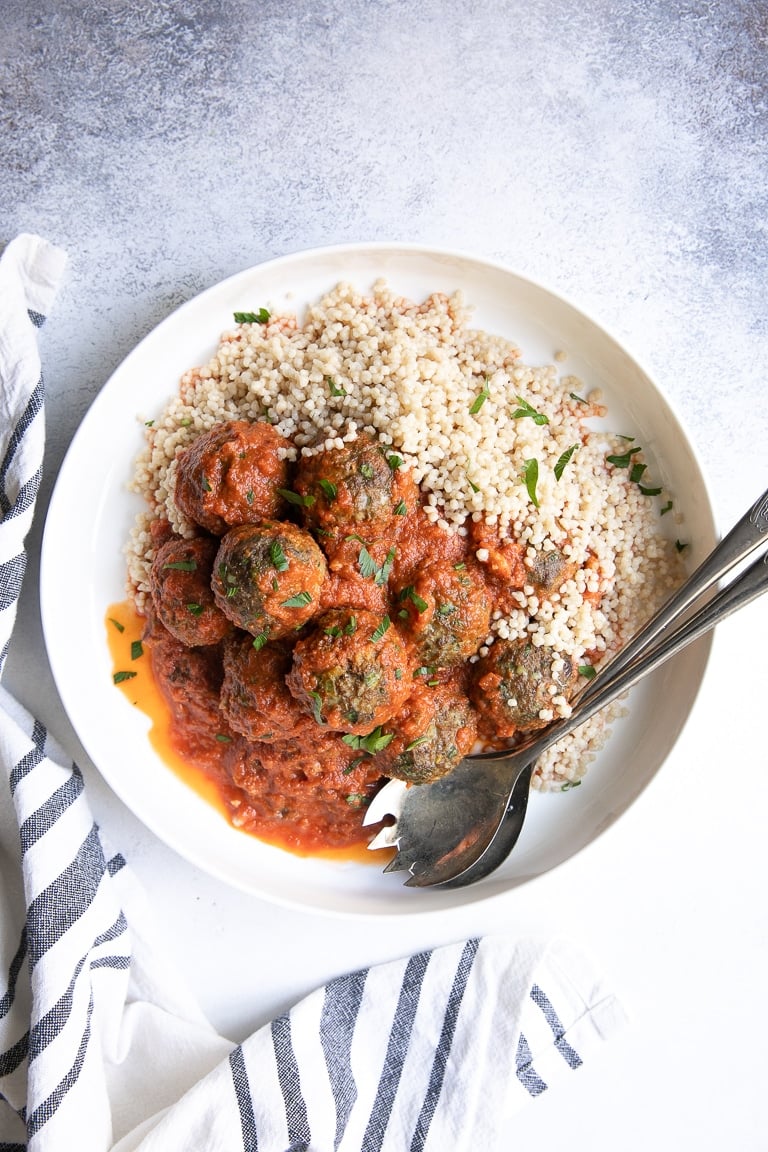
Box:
[580,486,768,694]
[497,547,768,766]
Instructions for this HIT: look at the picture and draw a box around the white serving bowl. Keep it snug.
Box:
[40,243,716,916]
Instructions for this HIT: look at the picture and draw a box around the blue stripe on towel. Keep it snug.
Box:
[229,1045,258,1151]
[409,938,480,1152]
[319,967,368,1150]
[530,984,583,1069]
[362,950,431,1152]
[271,1012,311,1150]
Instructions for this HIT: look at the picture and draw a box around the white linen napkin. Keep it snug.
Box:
[0,233,628,1152]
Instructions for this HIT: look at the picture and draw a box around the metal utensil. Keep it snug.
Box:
[364,488,768,888]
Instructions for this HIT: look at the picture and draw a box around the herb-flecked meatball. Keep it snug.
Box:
[286,607,413,734]
[293,433,418,544]
[220,636,313,743]
[395,559,491,667]
[377,679,478,785]
[149,535,233,646]
[470,638,578,737]
[174,420,291,534]
[212,521,327,641]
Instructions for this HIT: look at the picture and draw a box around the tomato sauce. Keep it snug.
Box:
[106,601,389,863]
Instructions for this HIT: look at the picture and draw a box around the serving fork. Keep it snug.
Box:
[364,487,768,888]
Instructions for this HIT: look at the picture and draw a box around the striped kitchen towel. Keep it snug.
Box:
[0,234,627,1152]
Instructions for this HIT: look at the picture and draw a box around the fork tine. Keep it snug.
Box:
[383,850,412,874]
[366,823,400,851]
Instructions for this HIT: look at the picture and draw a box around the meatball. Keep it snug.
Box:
[470,639,578,737]
[174,420,291,534]
[227,730,384,851]
[220,636,313,743]
[377,679,478,785]
[286,607,412,734]
[525,547,577,595]
[293,433,418,544]
[149,535,233,646]
[395,559,491,667]
[146,617,237,774]
[212,521,327,640]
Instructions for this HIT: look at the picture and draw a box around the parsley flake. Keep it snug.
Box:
[370,616,391,642]
[554,444,578,481]
[113,671,137,684]
[269,539,289,572]
[522,458,540,507]
[234,308,270,323]
[282,590,312,608]
[512,396,549,425]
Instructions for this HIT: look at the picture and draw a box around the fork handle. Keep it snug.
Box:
[580,485,768,696]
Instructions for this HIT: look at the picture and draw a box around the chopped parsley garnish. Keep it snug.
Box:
[554,444,578,481]
[405,735,430,752]
[345,614,358,635]
[345,793,368,807]
[308,691,324,724]
[179,417,193,427]
[277,488,315,507]
[162,559,197,572]
[326,375,347,396]
[370,616,391,642]
[630,462,647,484]
[342,727,394,754]
[522,458,540,507]
[113,671,136,684]
[638,484,662,497]
[269,539,289,572]
[467,475,480,494]
[606,446,642,469]
[469,377,490,415]
[398,585,428,612]
[246,489,254,505]
[358,545,396,585]
[578,664,597,679]
[357,546,378,579]
[108,617,125,633]
[561,780,582,791]
[252,630,270,651]
[130,640,143,661]
[660,500,673,515]
[359,462,375,480]
[343,755,366,775]
[394,668,403,679]
[437,603,456,616]
[453,562,466,570]
[201,475,212,492]
[570,391,588,405]
[234,308,270,323]
[512,396,549,425]
[187,603,203,616]
[324,625,342,638]
[144,419,154,427]
[387,454,403,470]
[226,585,238,598]
[318,478,337,500]
[394,499,408,516]
[215,733,232,743]
[282,590,312,608]
[675,540,688,552]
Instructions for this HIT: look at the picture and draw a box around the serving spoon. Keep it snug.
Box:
[364,487,768,888]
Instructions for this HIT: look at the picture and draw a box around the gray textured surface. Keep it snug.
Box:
[3,3,768,1148]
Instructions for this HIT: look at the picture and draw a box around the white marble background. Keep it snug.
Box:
[2,2,768,1148]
